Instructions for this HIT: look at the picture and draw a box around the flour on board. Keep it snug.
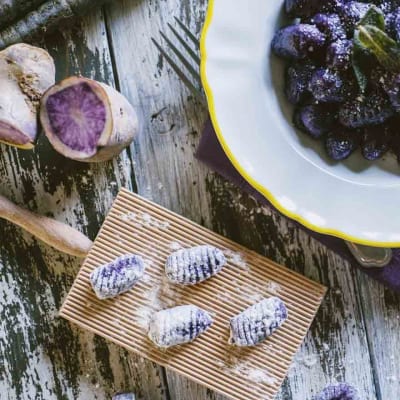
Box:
[224,249,248,270]
[229,361,277,386]
[119,211,170,230]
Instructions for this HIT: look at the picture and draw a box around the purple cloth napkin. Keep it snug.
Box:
[196,120,400,293]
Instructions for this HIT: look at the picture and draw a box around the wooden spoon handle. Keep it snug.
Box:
[0,195,92,257]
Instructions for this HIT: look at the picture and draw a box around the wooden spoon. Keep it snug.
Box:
[0,194,92,257]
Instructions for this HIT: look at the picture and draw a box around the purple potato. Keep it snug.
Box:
[294,104,337,138]
[326,39,353,70]
[309,68,354,103]
[314,382,360,400]
[312,13,347,42]
[362,124,391,160]
[285,62,316,104]
[271,24,326,60]
[339,92,394,128]
[325,129,359,160]
[0,44,55,149]
[40,76,139,162]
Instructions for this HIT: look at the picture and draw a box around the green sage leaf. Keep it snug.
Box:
[357,25,400,71]
[358,5,385,30]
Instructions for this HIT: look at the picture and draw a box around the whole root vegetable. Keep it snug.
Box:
[40,76,139,162]
[0,43,55,149]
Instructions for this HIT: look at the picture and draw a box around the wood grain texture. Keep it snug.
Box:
[0,7,166,400]
[104,0,379,399]
[0,0,398,399]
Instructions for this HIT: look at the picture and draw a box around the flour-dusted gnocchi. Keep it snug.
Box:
[148,305,214,348]
[229,297,288,347]
[165,245,226,285]
[314,383,359,400]
[112,393,136,400]
[90,254,145,300]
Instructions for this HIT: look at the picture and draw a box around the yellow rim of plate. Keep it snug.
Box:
[200,0,399,248]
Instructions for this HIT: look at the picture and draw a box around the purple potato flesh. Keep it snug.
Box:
[41,76,139,162]
[45,82,107,154]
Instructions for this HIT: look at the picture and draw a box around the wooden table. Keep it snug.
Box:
[0,1,396,399]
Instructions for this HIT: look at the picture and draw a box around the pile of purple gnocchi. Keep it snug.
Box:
[272,0,400,162]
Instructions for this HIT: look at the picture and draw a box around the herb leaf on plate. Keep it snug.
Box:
[352,5,400,90]
[358,5,385,30]
[357,25,400,71]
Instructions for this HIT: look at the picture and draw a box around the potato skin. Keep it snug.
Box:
[0,43,55,149]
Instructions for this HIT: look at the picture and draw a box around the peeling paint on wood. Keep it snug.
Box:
[0,0,398,399]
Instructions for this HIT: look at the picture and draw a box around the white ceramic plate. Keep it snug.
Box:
[200,0,400,247]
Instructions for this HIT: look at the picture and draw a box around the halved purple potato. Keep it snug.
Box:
[40,76,139,162]
[0,43,55,149]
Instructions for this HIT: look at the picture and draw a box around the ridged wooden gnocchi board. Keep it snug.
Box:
[60,189,327,400]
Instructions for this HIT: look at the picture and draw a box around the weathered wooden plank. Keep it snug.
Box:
[205,180,377,400]
[356,272,400,400]
[104,0,378,399]
[0,8,166,400]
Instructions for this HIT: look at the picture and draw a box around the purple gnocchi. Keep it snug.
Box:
[294,104,337,139]
[285,0,339,17]
[285,62,316,104]
[326,40,353,70]
[314,382,360,400]
[337,1,371,32]
[229,297,288,347]
[90,254,145,300]
[312,13,347,42]
[339,92,394,128]
[374,70,400,111]
[148,305,213,348]
[275,0,400,164]
[271,24,326,60]
[325,130,359,160]
[390,7,400,41]
[308,68,355,103]
[112,394,136,400]
[362,124,391,160]
[165,245,226,285]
